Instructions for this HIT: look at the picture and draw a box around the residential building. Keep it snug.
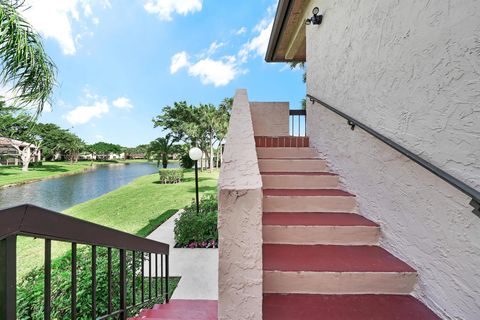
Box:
[0,137,41,166]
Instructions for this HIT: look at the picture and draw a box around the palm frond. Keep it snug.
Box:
[0,1,56,115]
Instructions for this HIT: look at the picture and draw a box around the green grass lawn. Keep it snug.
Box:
[16,169,219,277]
[0,160,129,187]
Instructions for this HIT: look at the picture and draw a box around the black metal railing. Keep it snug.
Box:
[0,204,170,320]
[307,94,480,217]
[289,109,306,137]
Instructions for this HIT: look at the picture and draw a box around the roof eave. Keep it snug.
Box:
[265,0,293,63]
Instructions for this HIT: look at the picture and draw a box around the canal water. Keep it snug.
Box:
[0,162,179,212]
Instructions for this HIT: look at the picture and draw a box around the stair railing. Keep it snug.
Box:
[307,94,480,217]
[0,204,170,320]
[289,109,307,137]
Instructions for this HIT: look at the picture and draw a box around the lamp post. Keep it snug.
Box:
[188,147,202,213]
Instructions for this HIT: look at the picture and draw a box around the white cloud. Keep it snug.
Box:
[112,97,133,109]
[65,98,109,125]
[235,27,247,35]
[144,0,202,21]
[170,51,239,87]
[188,58,239,87]
[170,51,189,74]
[206,41,225,56]
[238,20,273,62]
[22,0,107,55]
[169,5,274,86]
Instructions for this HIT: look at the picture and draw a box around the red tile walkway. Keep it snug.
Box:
[130,300,217,320]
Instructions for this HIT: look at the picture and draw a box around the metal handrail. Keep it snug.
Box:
[307,94,480,217]
[0,204,169,254]
[0,204,170,320]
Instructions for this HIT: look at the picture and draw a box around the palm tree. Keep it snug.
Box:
[147,135,176,168]
[215,98,232,167]
[198,103,219,172]
[0,0,56,115]
[56,133,85,164]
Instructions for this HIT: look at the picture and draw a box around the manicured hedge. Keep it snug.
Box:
[174,195,218,248]
[17,246,178,319]
[158,168,184,184]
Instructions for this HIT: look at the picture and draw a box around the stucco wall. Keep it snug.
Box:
[305,0,480,319]
[218,89,263,320]
[250,102,290,136]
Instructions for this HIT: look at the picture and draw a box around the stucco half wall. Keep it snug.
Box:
[250,102,290,136]
[218,89,263,320]
[305,0,480,319]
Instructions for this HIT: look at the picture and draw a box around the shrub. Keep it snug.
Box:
[17,246,178,319]
[28,161,43,168]
[158,168,183,184]
[174,195,218,248]
[180,151,194,169]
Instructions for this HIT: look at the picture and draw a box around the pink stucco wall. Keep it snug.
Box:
[218,89,263,320]
[250,102,290,137]
[305,0,480,318]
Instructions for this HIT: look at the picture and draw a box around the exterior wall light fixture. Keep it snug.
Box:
[306,7,323,25]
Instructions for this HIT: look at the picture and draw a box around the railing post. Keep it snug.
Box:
[165,254,169,303]
[0,235,16,320]
[71,243,77,320]
[119,249,127,320]
[91,245,97,320]
[107,247,112,315]
[44,239,52,320]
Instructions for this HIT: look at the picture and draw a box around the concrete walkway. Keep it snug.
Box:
[147,211,218,300]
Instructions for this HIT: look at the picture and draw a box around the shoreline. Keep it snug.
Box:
[0,162,129,190]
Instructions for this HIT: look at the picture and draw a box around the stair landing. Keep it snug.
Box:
[129,300,217,320]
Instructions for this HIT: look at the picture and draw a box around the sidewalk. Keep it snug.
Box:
[146,211,218,300]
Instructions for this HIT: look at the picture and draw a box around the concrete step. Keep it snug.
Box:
[262,212,380,245]
[259,159,328,173]
[263,294,441,320]
[263,244,417,295]
[261,172,340,189]
[257,147,318,159]
[255,136,309,148]
[263,189,357,213]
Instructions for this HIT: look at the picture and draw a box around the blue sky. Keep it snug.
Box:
[21,0,305,147]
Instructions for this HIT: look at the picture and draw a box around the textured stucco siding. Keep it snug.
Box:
[218,89,263,320]
[305,0,480,319]
[250,102,290,137]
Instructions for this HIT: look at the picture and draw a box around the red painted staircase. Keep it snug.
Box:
[131,136,440,319]
[258,137,440,320]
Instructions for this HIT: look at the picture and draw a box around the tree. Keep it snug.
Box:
[31,123,70,160]
[153,101,200,144]
[0,1,56,115]
[56,132,84,164]
[88,142,122,160]
[124,144,148,159]
[215,98,232,167]
[146,135,177,168]
[198,103,219,172]
[153,98,231,171]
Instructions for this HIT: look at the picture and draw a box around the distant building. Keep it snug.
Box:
[0,137,41,165]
